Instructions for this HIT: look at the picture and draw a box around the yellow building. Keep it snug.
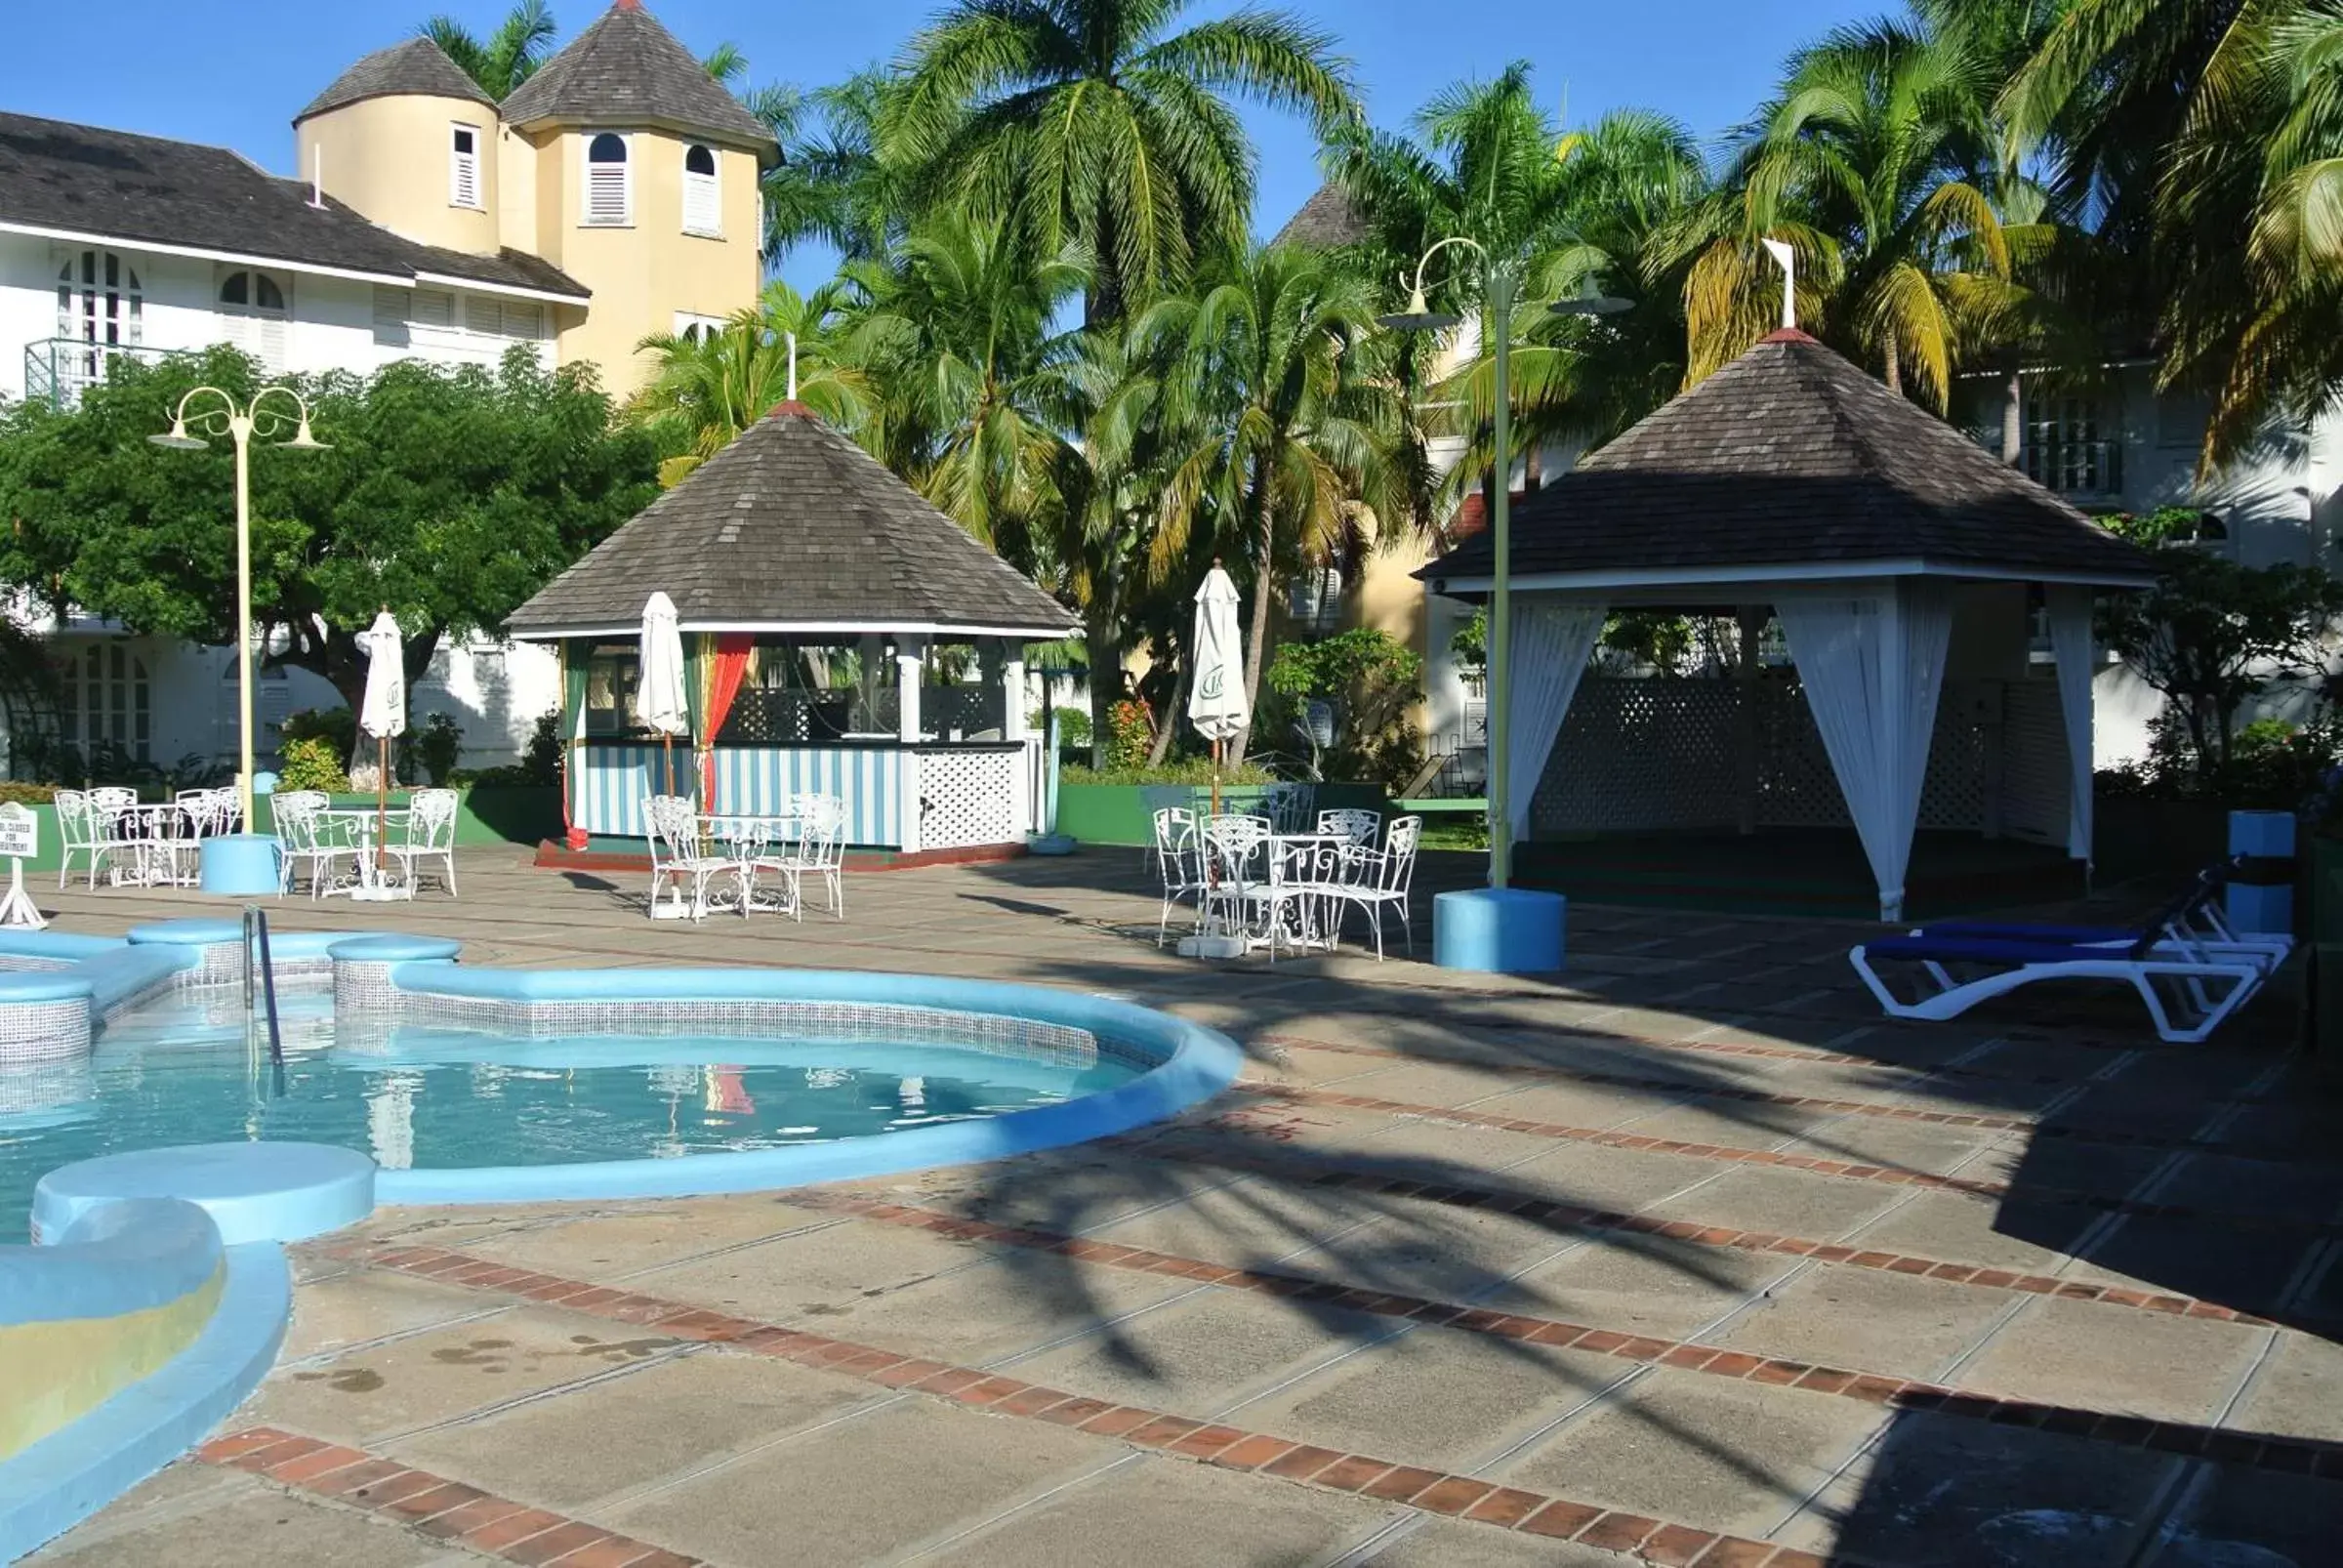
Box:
[293,0,776,393]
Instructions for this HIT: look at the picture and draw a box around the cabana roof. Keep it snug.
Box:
[1421,329,2156,597]
[508,401,1081,642]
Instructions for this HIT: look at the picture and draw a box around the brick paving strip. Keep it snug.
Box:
[195,1427,699,1566]
[1206,1087,2343,1239]
[299,1241,1839,1567]
[1252,1035,2308,1157]
[320,1237,2343,1483]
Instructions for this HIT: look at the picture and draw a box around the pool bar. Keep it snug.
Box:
[0,922,1239,1558]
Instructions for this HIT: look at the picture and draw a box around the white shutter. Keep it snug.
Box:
[451,149,480,208]
[412,289,455,329]
[586,163,629,226]
[255,313,286,372]
[683,172,720,235]
[466,296,501,336]
[373,286,411,348]
[505,302,543,341]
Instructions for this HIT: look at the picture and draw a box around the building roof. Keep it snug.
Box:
[1271,184,1371,251]
[508,402,1082,640]
[500,1,777,159]
[296,37,497,122]
[1421,329,2156,592]
[0,111,588,300]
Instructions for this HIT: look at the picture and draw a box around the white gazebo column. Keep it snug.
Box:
[1773,580,1954,922]
[1000,640,1034,834]
[1736,605,1766,835]
[2045,585,2096,868]
[897,639,926,853]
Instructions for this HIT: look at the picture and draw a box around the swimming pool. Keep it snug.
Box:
[0,989,1140,1237]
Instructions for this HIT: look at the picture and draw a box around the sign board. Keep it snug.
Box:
[0,803,37,860]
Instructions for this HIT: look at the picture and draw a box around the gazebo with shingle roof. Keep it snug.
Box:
[509,402,1078,858]
[1419,328,2157,921]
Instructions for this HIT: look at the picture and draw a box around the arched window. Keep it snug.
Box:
[682,143,720,235]
[218,270,289,370]
[56,251,143,393]
[58,642,150,763]
[585,132,630,227]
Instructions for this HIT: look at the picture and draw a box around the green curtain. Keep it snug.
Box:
[682,634,709,741]
[559,641,589,742]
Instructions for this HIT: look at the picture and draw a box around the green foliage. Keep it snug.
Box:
[1263,628,1423,790]
[1061,759,1278,787]
[2096,714,2343,809]
[0,784,57,805]
[413,713,464,786]
[1104,699,1156,771]
[281,706,357,757]
[277,736,351,795]
[1450,609,1486,676]
[2097,509,2343,782]
[1034,706,1093,747]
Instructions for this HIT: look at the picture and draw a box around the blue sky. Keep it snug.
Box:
[3,0,1884,289]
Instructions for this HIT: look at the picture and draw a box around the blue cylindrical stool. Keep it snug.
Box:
[1433,887,1567,973]
[2227,810,2295,937]
[198,834,281,897]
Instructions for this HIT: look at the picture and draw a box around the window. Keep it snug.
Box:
[450,123,482,209]
[1289,566,1343,637]
[411,288,456,329]
[682,143,720,235]
[584,132,630,227]
[218,269,289,370]
[55,250,143,392]
[2023,396,2124,498]
[372,285,411,349]
[673,311,725,345]
[57,642,150,763]
[584,645,640,735]
[465,296,544,340]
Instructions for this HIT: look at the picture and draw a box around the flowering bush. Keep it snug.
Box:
[1105,698,1155,771]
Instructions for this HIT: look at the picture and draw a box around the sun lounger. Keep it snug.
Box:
[1849,860,2291,1044]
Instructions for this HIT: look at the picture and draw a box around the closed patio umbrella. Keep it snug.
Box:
[1187,563,1249,818]
[637,592,690,797]
[358,609,405,877]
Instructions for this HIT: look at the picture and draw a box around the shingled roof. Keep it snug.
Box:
[1272,184,1371,251]
[508,403,1081,639]
[1421,330,2154,592]
[0,111,587,300]
[296,37,495,122]
[501,1,776,159]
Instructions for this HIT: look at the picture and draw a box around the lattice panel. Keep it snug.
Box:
[2000,676,2071,846]
[919,750,1021,848]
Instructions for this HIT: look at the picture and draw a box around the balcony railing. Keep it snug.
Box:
[23,338,169,409]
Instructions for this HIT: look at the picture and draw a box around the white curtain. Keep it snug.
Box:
[2046,585,2096,863]
[1775,581,1955,921]
[1503,599,1608,839]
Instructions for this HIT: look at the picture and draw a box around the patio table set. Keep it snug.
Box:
[55,787,242,890]
[1153,803,1421,961]
[641,792,848,922]
[272,788,460,900]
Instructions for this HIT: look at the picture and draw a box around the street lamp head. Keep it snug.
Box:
[1548,277,1633,317]
[276,417,330,451]
[146,420,207,451]
[1377,284,1461,333]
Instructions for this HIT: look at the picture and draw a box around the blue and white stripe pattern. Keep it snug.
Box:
[577,744,903,846]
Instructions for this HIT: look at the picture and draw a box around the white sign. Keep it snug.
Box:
[0,804,37,861]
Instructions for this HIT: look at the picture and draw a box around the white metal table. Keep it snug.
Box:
[319,808,413,901]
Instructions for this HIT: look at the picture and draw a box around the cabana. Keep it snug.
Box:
[1419,329,2157,922]
[508,401,1079,861]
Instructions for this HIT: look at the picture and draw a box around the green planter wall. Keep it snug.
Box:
[1054,781,1389,846]
[249,786,562,848]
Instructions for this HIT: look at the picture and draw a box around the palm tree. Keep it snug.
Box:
[1687,18,2010,407]
[420,0,557,98]
[761,69,925,265]
[631,281,869,483]
[888,0,1361,329]
[1140,244,1406,762]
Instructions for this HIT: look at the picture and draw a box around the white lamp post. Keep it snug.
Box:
[149,385,329,833]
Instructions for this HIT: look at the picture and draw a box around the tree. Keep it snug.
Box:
[760,69,925,265]
[888,0,1360,329]
[1264,627,1422,788]
[1142,244,1406,763]
[420,0,557,98]
[632,279,870,482]
[0,346,662,730]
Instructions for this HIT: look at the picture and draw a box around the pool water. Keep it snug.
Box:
[0,992,1138,1237]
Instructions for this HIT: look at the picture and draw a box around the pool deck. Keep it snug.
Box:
[21,846,2343,1567]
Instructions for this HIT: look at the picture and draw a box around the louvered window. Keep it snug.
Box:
[466,297,544,340]
[372,286,411,348]
[218,269,288,371]
[682,144,720,235]
[449,123,481,208]
[585,133,630,227]
[412,288,456,329]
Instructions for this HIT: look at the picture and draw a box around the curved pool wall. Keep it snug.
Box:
[0,919,1241,1559]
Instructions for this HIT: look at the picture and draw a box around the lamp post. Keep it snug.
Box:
[150,386,329,833]
[1378,242,1626,890]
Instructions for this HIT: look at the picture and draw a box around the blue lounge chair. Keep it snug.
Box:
[1849,861,2292,1044]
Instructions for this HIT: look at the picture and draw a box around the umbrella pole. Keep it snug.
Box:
[375,734,388,873]
[662,733,673,798]
[1212,738,1222,819]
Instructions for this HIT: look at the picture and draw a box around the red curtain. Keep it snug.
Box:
[699,635,756,806]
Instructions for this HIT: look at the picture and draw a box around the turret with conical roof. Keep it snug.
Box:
[294,36,503,256]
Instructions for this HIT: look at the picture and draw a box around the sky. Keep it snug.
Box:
[1,0,1885,290]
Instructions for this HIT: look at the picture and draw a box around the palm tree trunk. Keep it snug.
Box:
[1147,655,1185,768]
[1882,336,1902,396]
[1231,482,1277,769]
[2001,359,2024,468]
[1084,600,1122,770]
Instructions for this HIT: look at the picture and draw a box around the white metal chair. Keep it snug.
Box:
[390,788,460,896]
[771,794,846,921]
[271,791,355,898]
[643,794,740,920]
[1317,808,1382,848]
[54,790,98,889]
[1150,806,1205,946]
[1337,815,1421,960]
[1198,814,1272,949]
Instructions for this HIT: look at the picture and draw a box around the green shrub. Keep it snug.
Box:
[1105,699,1155,771]
[277,735,350,794]
[0,783,57,805]
[282,706,357,757]
[1061,760,1278,787]
[413,712,463,785]
[1033,705,1093,747]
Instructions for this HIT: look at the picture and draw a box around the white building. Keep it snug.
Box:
[0,3,773,774]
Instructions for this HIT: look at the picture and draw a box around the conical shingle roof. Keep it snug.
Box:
[1272,185,1371,251]
[508,404,1080,639]
[297,37,495,122]
[1422,330,2154,589]
[500,1,774,157]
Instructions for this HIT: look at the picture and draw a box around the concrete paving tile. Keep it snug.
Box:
[1499,1141,1739,1213]
[1498,1367,1884,1538]
[1640,1163,1906,1239]
[389,1346,873,1510]
[820,1251,1196,1362]
[1238,1327,1626,1472]
[1079,1176,1389,1265]
[1482,1232,1793,1341]
[1773,1117,2012,1177]
[1712,1261,2015,1381]
[1328,1059,1568,1109]
[2154,1458,2343,1568]
[1294,1200,1589,1301]
[1955,1296,2267,1424]
[2229,1332,2343,1443]
[21,1461,238,1556]
[2151,1155,2343,1225]
[27,1472,446,1567]
[927,1449,1399,1566]
[600,1397,1106,1566]
[1299,1116,1575,1176]
[1353,1516,1623,1566]
[1835,1190,2093,1273]
[1007,1287,1384,1417]
[1610,1098,1842,1151]
[2055,1217,2312,1317]
[625,1211,994,1322]
[1451,1079,1666,1131]
[458,1197,837,1280]
[247,1304,685,1446]
[280,1264,509,1362]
